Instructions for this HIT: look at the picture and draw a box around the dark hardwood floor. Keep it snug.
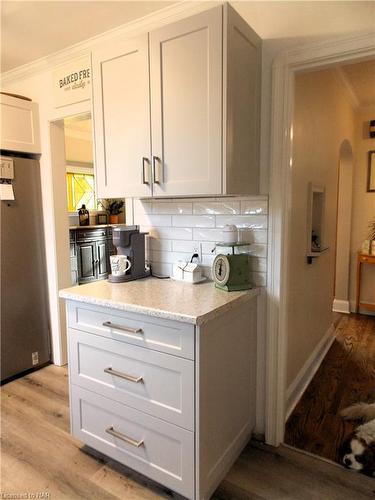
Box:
[2,363,375,499]
[285,313,375,464]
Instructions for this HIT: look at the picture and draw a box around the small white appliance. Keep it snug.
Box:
[172,260,204,283]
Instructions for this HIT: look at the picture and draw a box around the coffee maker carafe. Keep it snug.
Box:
[108,226,150,283]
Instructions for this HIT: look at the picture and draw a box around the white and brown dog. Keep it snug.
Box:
[340,403,375,477]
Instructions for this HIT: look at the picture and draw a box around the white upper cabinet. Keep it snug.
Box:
[150,8,222,196]
[0,94,41,154]
[92,35,152,198]
[92,5,261,198]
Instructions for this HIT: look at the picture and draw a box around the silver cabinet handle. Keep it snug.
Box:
[142,157,150,185]
[102,321,143,335]
[104,367,143,383]
[105,426,144,448]
[152,156,161,184]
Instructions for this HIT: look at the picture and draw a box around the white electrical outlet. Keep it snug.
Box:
[193,243,202,263]
[32,351,39,366]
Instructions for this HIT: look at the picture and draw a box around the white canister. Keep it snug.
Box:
[222,224,238,244]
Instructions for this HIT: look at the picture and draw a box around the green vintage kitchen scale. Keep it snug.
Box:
[212,243,252,292]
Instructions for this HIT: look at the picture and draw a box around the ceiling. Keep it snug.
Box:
[340,59,375,108]
[231,1,375,40]
[1,1,177,72]
[1,1,375,73]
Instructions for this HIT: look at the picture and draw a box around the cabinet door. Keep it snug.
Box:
[92,35,152,198]
[0,94,41,154]
[149,7,222,196]
[96,240,108,279]
[77,242,96,283]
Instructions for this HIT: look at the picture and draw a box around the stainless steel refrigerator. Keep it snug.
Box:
[1,153,50,382]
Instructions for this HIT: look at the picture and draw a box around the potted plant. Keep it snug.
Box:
[98,199,124,224]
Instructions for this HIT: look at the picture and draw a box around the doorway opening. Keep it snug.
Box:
[333,140,354,315]
[281,58,375,471]
[49,112,126,365]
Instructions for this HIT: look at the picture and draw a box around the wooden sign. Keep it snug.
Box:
[53,55,91,108]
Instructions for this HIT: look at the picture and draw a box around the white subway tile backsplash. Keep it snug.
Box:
[193,200,240,215]
[148,238,172,252]
[193,228,223,242]
[172,240,197,253]
[135,213,172,227]
[134,199,152,214]
[172,215,215,228]
[150,250,192,264]
[201,241,217,254]
[250,272,267,287]
[249,230,268,244]
[249,257,267,272]
[152,201,192,215]
[248,244,267,258]
[144,226,193,240]
[132,195,269,287]
[241,199,268,215]
[216,215,268,229]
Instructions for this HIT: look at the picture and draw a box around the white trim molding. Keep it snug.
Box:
[285,323,337,421]
[332,299,350,314]
[266,31,375,447]
[1,1,220,86]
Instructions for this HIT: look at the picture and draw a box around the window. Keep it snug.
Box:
[66,171,96,212]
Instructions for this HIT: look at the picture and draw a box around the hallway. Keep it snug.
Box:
[285,313,375,464]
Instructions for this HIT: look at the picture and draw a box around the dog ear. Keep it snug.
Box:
[358,443,375,477]
[340,435,353,458]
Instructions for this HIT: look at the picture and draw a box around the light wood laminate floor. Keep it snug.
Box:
[285,313,375,464]
[1,365,374,499]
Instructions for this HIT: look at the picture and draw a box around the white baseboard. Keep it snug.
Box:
[332,299,350,314]
[285,323,337,421]
[349,299,375,316]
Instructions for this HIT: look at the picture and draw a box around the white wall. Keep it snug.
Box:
[286,68,355,388]
[349,106,375,310]
[65,134,93,164]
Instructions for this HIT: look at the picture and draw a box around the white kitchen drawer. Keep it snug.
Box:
[71,385,194,499]
[69,329,194,430]
[67,301,195,360]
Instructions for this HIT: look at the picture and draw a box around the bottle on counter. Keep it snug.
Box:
[78,204,90,226]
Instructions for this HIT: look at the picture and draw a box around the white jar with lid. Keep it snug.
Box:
[222,224,238,244]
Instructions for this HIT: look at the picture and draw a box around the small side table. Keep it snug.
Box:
[356,252,375,313]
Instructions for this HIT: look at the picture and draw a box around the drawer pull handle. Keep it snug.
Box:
[102,321,143,335]
[104,367,143,383]
[105,426,144,448]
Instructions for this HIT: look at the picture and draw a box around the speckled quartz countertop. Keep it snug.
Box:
[59,278,259,325]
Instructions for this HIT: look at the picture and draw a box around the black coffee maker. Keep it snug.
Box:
[108,226,150,283]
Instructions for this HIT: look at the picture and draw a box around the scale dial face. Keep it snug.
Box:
[213,254,230,286]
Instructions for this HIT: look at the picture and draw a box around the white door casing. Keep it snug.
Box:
[266,32,375,447]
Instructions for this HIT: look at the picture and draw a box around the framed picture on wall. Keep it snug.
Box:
[368,151,375,192]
